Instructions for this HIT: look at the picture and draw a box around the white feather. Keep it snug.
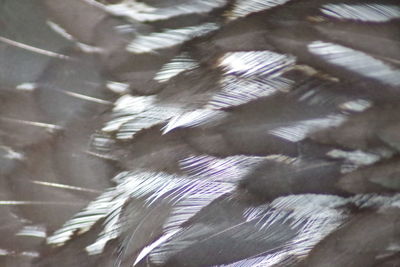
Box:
[339,99,372,112]
[106,81,130,94]
[16,225,47,239]
[127,23,219,53]
[351,194,400,210]
[327,149,382,168]
[321,4,400,22]
[162,180,235,235]
[227,0,293,21]
[269,114,346,142]
[208,76,292,108]
[149,194,347,266]
[102,95,156,133]
[223,195,348,267]
[180,154,265,182]
[308,41,400,86]
[16,82,37,91]
[219,51,295,78]
[48,171,185,253]
[162,109,226,134]
[130,177,235,263]
[154,53,199,83]
[106,0,227,22]
[118,106,181,139]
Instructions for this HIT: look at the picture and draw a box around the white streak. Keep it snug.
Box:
[162,109,226,134]
[117,106,181,139]
[62,90,113,105]
[209,76,292,108]
[134,230,180,266]
[0,146,24,160]
[16,82,37,91]
[127,23,219,54]
[47,20,103,53]
[150,194,347,265]
[321,4,400,22]
[269,114,346,142]
[0,36,69,59]
[308,41,400,86]
[0,249,9,256]
[339,99,372,112]
[90,133,115,152]
[0,117,63,131]
[180,154,265,182]
[102,95,156,132]
[0,249,39,258]
[219,51,296,78]
[350,194,400,210]
[154,53,199,83]
[21,251,40,258]
[76,42,104,53]
[227,0,293,21]
[16,225,47,238]
[31,180,100,193]
[48,171,186,251]
[47,20,74,41]
[231,195,348,267]
[0,201,81,206]
[327,149,381,167]
[106,0,227,22]
[106,81,130,94]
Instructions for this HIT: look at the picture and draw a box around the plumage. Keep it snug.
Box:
[1,0,400,266]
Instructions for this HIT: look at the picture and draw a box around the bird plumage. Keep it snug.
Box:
[1,0,400,266]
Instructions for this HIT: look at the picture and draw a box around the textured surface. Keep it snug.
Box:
[1,0,400,266]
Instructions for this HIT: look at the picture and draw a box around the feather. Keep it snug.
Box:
[117,106,182,139]
[218,51,296,78]
[15,82,37,91]
[48,169,235,256]
[221,195,349,267]
[47,171,183,248]
[269,114,347,142]
[105,0,227,22]
[2,1,400,266]
[326,149,385,169]
[226,0,294,21]
[308,41,400,86]
[146,194,347,266]
[154,53,200,83]
[321,4,400,23]
[102,95,157,132]
[180,154,265,182]
[127,23,220,54]
[339,99,372,112]
[208,76,292,109]
[162,109,226,134]
[16,225,47,239]
[106,81,130,94]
